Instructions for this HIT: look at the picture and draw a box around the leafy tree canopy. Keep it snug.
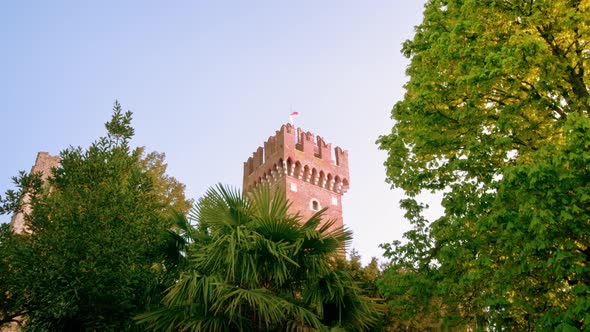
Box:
[0,101,191,331]
[138,184,382,332]
[377,0,588,330]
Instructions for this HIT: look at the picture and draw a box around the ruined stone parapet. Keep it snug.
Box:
[10,152,60,234]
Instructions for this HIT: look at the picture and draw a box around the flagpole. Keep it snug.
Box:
[289,107,298,126]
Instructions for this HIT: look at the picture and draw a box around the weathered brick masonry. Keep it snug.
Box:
[243,124,349,231]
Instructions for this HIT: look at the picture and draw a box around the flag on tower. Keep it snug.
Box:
[289,111,299,125]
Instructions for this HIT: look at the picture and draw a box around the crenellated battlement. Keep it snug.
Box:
[244,124,349,175]
[243,123,349,195]
[242,123,350,236]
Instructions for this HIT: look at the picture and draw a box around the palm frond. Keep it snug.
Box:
[248,183,292,222]
[139,183,380,332]
[215,287,286,328]
[162,273,218,308]
[191,184,251,233]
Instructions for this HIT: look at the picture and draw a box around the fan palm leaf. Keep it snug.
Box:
[138,183,379,331]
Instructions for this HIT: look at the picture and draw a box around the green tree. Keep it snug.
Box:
[0,223,26,328]
[0,171,44,329]
[0,101,191,331]
[377,0,588,330]
[344,250,381,300]
[138,149,193,214]
[137,184,381,332]
[339,250,392,332]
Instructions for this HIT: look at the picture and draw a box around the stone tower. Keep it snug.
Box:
[243,124,349,229]
[10,152,60,235]
[2,152,59,332]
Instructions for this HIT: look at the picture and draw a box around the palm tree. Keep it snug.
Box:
[137,184,380,331]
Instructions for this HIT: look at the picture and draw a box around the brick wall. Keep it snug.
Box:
[243,124,349,231]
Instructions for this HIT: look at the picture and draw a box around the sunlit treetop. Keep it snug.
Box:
[380,0,588,195]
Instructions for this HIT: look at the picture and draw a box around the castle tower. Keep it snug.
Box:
[243,124,349,230]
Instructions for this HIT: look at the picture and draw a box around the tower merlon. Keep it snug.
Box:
[334,146,349,168]
[243,124,350,194]
[242,123,350,238]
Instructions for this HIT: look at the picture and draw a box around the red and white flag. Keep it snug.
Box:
[289,111,299,124]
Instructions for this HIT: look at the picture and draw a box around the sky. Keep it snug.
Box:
[0,1,438,264]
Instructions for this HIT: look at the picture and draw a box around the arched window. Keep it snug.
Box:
[294,161,303,179]
[303,165,311,182]
[286,158,294,176]
[327,173,334,190]
[341,178,350,193]
[310,199,321,211]
[311,168,318,184]
[277,159,284,175]
[318,171,326,188]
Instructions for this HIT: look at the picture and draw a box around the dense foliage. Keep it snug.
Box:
[378,0,589,330]
[137,184,381,332]
[340,250,392,332]
[0,102,191,331]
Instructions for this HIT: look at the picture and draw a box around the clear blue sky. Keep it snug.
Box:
[0,1,437,263]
